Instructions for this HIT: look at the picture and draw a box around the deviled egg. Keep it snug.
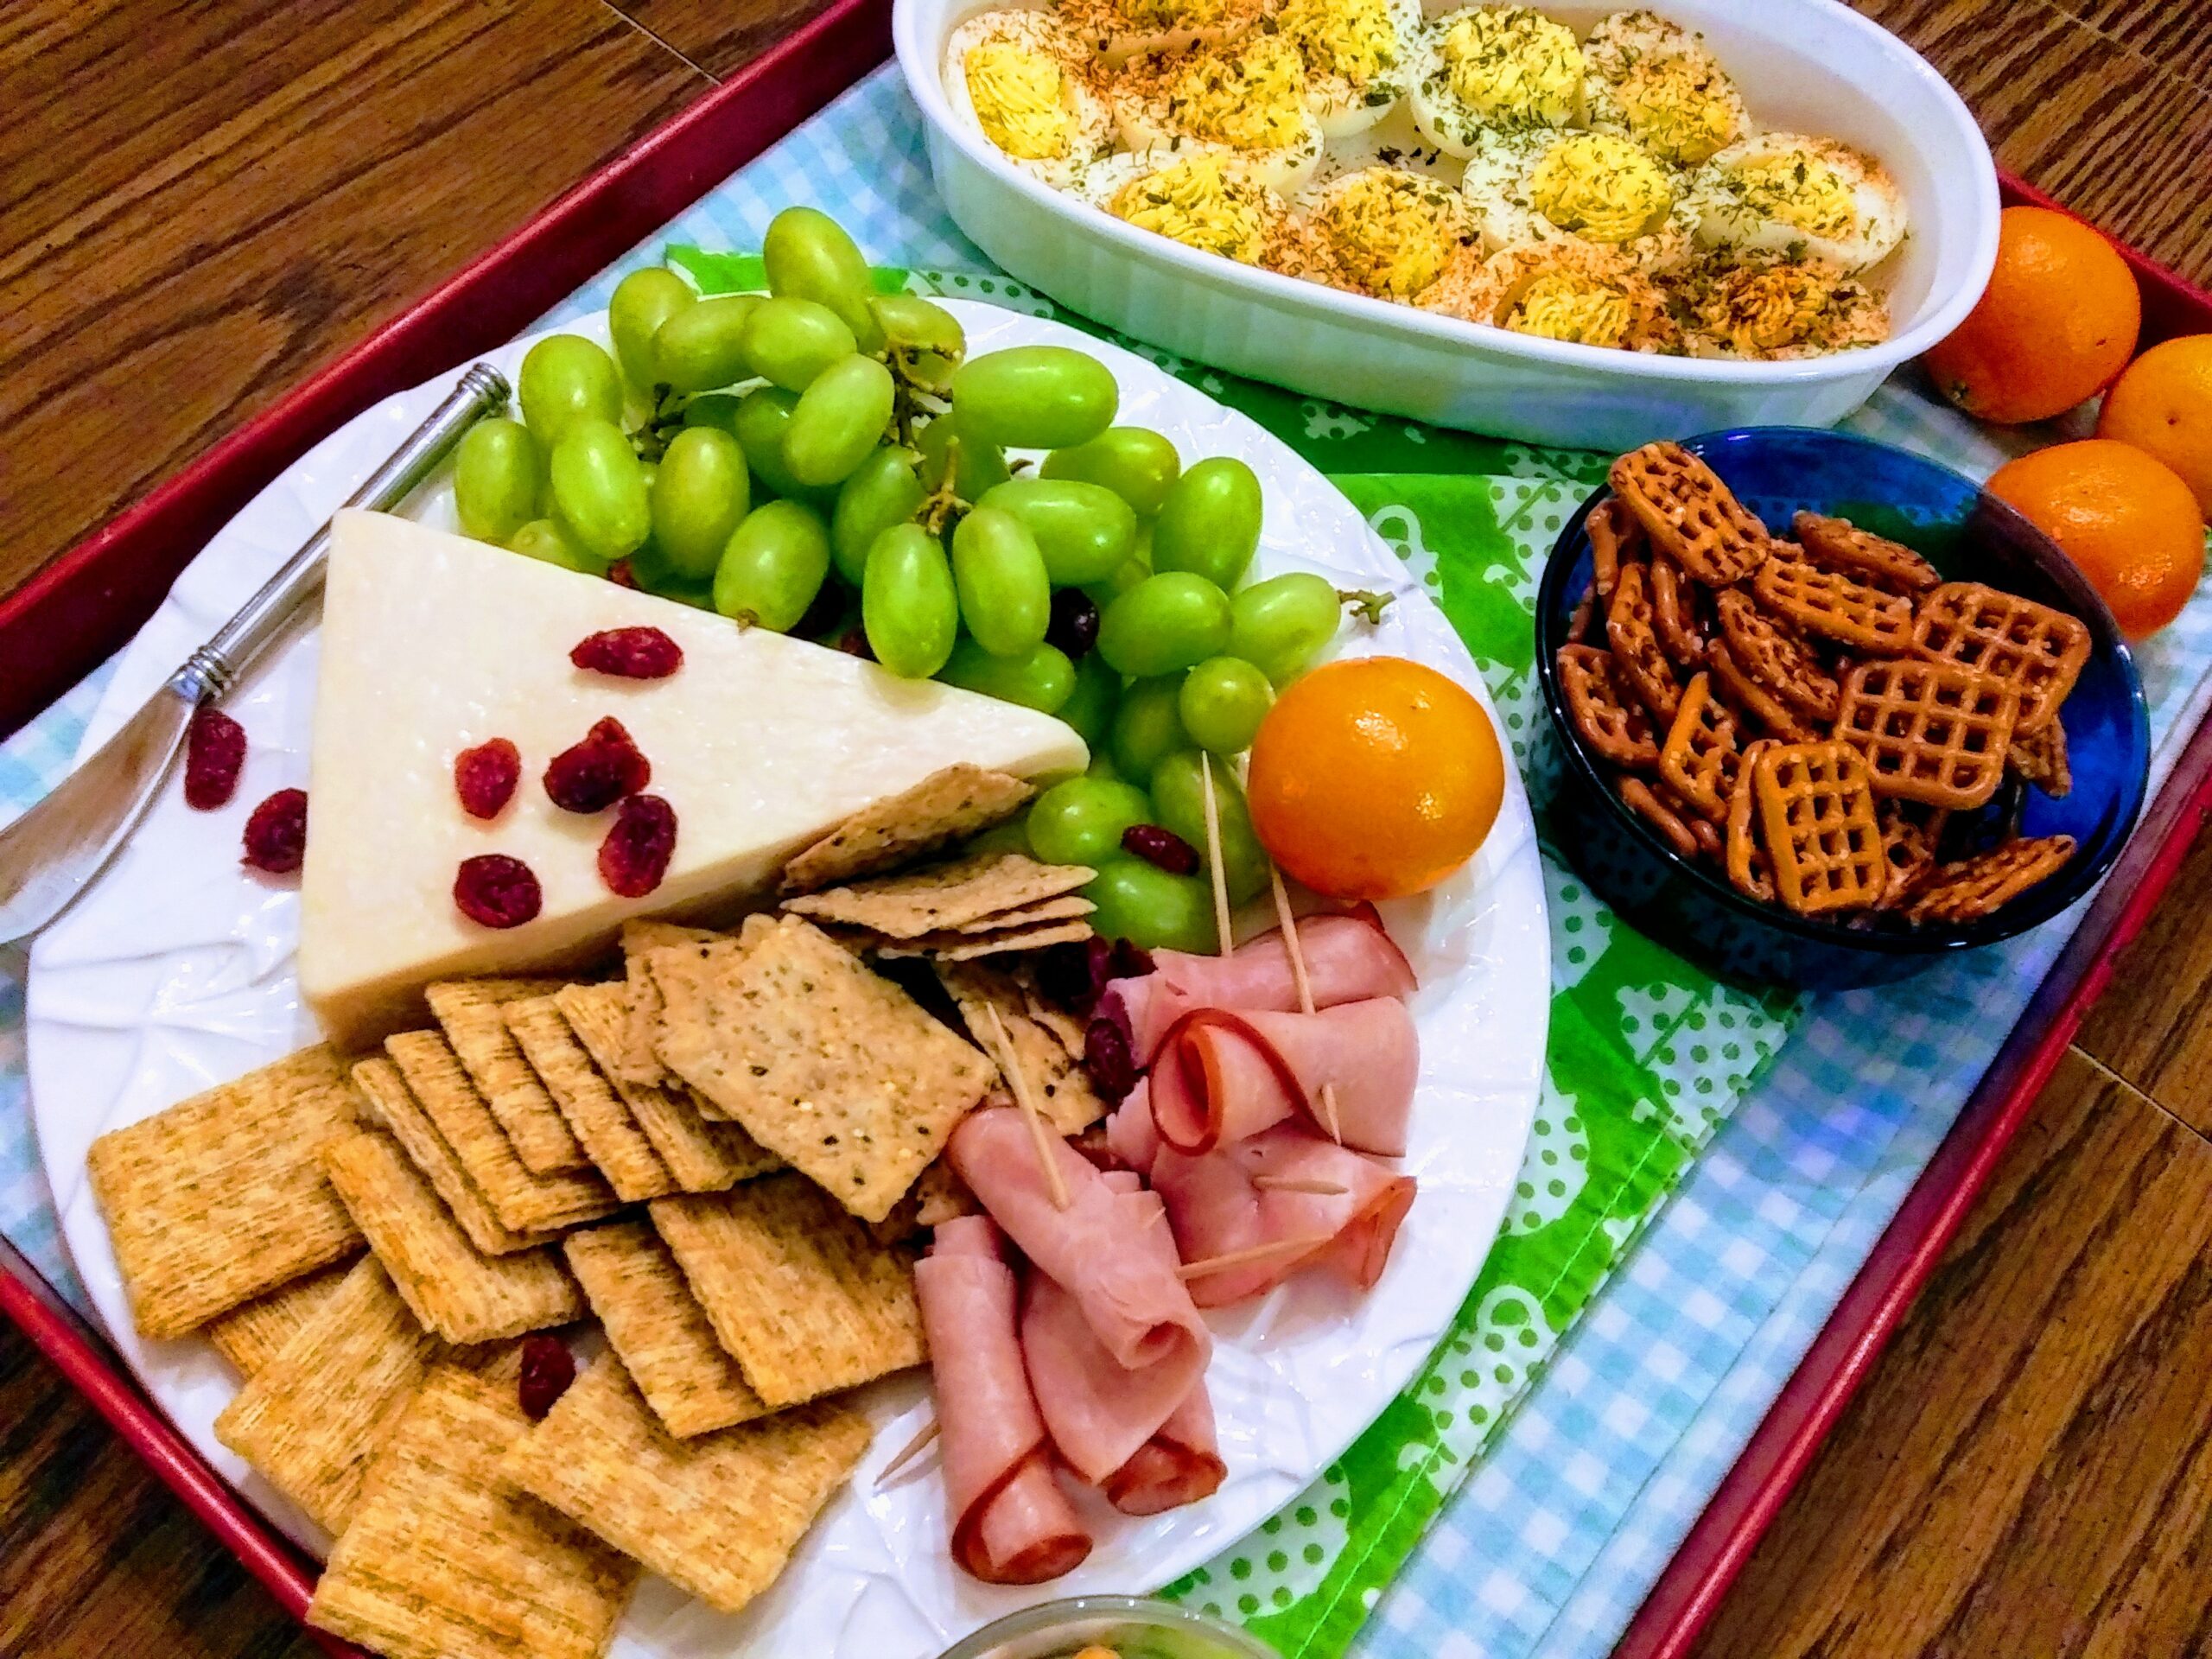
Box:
[1058,0,1273,66]
[945,9,1114,187]
[1289,166,1476,300]
[1458,128,1694,271]
[1685,133,1907,271]
[1084,150,1295,264]
[1669,251,1889,359]
[1418,238,1678,352]
[1581,10,1746,167]
[1274,0,1421,137]
[1111,34,1325,193]
[1408,5,1585,157]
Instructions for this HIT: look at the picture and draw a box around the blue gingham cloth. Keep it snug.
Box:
[8,67,2210,1659]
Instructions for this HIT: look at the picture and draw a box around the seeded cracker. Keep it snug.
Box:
[206,1259,358,1379]
[616,920,721,1087]
[308,1362,637,1659]
[655,916,995,1220]
[651,1174,925,1406]
[785,851,1095,939]
[86,1045,364,1341]
[563,1221,768,1437]
[426,977,587,1175]
[938,961,1104,1134]
[505,994,676,1202]
[951,893,1096,933]
[876,920,1097,962]
[781,763,1036,894]
[385,1030,620,1236]
[351,1057,547,1256]
[501,1353,870,1616]
[556,981,780,1192]
[213,1257,440,1534]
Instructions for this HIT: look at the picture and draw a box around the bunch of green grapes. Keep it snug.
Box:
[452,204,1377,951]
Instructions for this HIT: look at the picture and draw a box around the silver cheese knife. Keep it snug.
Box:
[0,363,512,944]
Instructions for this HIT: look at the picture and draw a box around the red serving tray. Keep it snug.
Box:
[3,9,2209,1654]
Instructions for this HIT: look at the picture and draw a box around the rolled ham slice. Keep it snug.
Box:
[948,1108,1212,1376]
[1105,1079,1161,1179]
[1148,998,1418,1157]
[1105,912,1416,1062]
[1149,1123,1417,1307]
[1103,1382,1225,1516]
[914,1215,1090,1584]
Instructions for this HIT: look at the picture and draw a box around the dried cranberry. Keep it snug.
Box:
[240,789,308,874]
[1046,588,1100,658]
[833,626,876,660]
[543,716,650,813]
[1111,939,1156,980]
[598,793,677,897]
[454,853,543,928]
[183,708,247,810]
[1037,936,1114,1010]
[570,626,683,679]
[1084,1014,1138,1103]
[1122,823,1200,876]
[453,738,521,820]
[607,560,639,589]
[518,1334,575,1421]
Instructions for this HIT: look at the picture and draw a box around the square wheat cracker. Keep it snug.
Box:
[616,920,720,1087]
[650,1173,925,1407]
[213,1257,441,1534]
[308,1361,636,1659]
[563,1221,767,1437]
[951,893,1095,933]
[505,994,675,1202]
[352,1056,548,1256]
[879,920,1095,962]
[86,1044,364,1341]
[206,1259,358,1379]
[938,961,1104,1134]
[654,916,995,1220]
[426,977,587,1175]
[781,763,1035,894]
[501,1352,869,1615]
[784,851,1093,938]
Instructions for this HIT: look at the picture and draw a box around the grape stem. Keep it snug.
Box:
[1339,588,1395,626]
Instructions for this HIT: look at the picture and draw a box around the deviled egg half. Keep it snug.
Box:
[1111,33,1325,193]
[1273,0,1421,137]
[1058,0,1274,65]
[946,9,1114,188]
[1581,10,1746,168]
[1084,150,1295,265]
[1686,132,1907,270]
[1671,250,1889,359]
[1459,127,1694,271]
[1419,239,1678,353]
[1287,166,1477,300]
[1409,4,1585,157]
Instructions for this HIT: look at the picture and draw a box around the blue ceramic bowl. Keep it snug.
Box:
[1534,427,2151,991]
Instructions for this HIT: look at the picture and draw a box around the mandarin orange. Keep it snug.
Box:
[2096,334,2212,513]
[1986,440,2205,639]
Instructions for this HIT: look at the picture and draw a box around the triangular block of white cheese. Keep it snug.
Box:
[300,510,1087,1047]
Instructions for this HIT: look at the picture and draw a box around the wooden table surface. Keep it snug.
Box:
[3,1,2210,1655]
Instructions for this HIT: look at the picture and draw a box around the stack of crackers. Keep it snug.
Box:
[1557,441,2088,927]
[81,766,1110,1659]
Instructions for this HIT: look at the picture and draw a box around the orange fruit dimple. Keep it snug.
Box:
[1246,656,1503,900]
[1986,439,2206,639]
[2097,334,2212,514]
[1924,206,2140,425]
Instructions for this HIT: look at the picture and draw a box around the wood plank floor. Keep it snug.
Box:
[3,2,2211,1656]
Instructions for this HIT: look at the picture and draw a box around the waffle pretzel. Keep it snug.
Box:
[1605,560,1682,722]
[1618,776,1700,861]
[1557,645,1661,769]
[1608,442,1772,587]
[1586,498,1646,601]
[1752,741,1887,916]
[1832,658,2020,809]
[1709,641,1816,741]
[1648,556,1711,667]
[1873,799,1945,909]
[1793,512,1942,594]
[1658,671,1743,821]
[2006,715,2072,798]
[1910,582,2090,735]
[1725,739,1776,903]
[1907,834,2077,925]
[1714,589,1840,721]
[1752,550,1916,653]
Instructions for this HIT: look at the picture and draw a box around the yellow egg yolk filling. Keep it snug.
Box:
[1501,271,1631,346]
[1279,0,1399,86]
[1526,132,1675,243]
[1168,35,1310,149]
[1729,152,1857,240]
[1612,58,1738,165]
[1110,155,1274,262]
[966,41,1074,160]
[1440,8,1582,129]
[1324,175,1461,297]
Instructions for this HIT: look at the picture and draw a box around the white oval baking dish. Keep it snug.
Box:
[894,0,2001,448]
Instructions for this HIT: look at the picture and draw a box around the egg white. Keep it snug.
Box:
[1057,0,1274,66]
[1581,9,1748,167]
[1274,0,1421,138]
[1082,150,1294,265]
[944,9,1114,188]
[1408,4,1586,159]
[1291,165,1476,299]
[1685,132,1907,271]
[1110,37,1326,194]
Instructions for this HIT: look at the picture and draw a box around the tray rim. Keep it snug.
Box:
[3,12,2211,1656]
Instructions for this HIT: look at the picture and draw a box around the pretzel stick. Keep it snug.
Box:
[874,1418,940,1487]
[1268,864,1343,1144]
[1199,752,1233,958]
[1250,1176,1350,1196]
[984,1002,1068,1211]
[1176,1234,1337,1281]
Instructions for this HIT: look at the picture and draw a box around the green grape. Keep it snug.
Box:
[1027,775,1153,865]
[1086,745,1124,783]
[682,391,742,435]
[1085,857,1217,953]
[966,816,1035,859]
[1151,456,1262,591]
[1040,427,1181,518]
[830,448,925,587]
[976,479,1135,585]
[454,418,543,545]
[713,499,830,631]
[784,354,895,488]
[731,386,819,502]
[609,268,695,391]
[1178,656,1273,753]
[650,426,750,582]
[507,517,605,573]
[952,346,1118,450]
[1150,749,1269,904]
[625,536,713,606]
[549,417,651,562]
[741,297,858,392]
[1109,676,1188,782]
[950,506,1051,658]
[518,335,622,448]
[1230,571,1342,683]
[1056,651,1121,752]
[862,524,958,677]
[652,295,761,393]
[761,207,884,353]
[1096,571,1232,678]
[915,410,1011,500]
[870,293,964,356]
[937,638,1074,713]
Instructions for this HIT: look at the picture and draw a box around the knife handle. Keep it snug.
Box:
[170,363,512,703]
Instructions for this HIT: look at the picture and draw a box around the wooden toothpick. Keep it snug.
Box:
[983,1001,1068,1211]
[1176,1234,1338,1281]
[874,1418,941,1487]
[1269,863,1343,1144]
[1199,751,1233,958]
[1250,1175,1350,1197]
